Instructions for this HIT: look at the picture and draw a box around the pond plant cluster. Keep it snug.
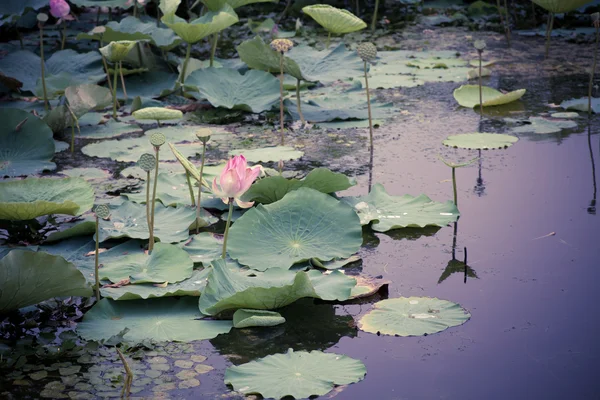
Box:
[0,0,597,398]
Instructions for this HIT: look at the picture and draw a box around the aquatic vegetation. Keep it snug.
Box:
[438,155,478,206]
[137,152,156,244]
[357,42,377,184]
[233,309,286,328]
[453,85,526,108]
[93,204,110,301]
[37,13,49,111]
[99,40,139,118]
[302,4,366,48]
[271,38,294,144]
[195,130,211,233]
[473,40,486,115]
[442,132,519,150]
[50,0,72,49]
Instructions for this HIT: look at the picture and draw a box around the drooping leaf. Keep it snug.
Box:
[442,133,519,150]
[453,85,526,108]
[227,188,362,270]
[0,108,56,177]
[236,36,303,80]
[64,84,112,118]
[358,297,471,336]
[341,183,459,232]
[0,250,92,313]
[0,178,94,220]
[77,297,232,343]
[161,4,239,44]
[302,4,366,34]
[229,146,303,163]
[186,68,280,113]
[224,349,366,399]
[233,309,286,328]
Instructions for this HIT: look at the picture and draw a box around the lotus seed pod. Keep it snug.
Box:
[356,42,377,62]
[473,40,486,51]
[37,13,49,23]
[270,39,294,54]
[150,132,166,147]
[94,204,110,219]
[195,128,212,144]
[138,153,156,172]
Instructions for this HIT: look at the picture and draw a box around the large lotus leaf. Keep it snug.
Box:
[0,178,94,220]
[229,146,303,162]
[65,84,112,118]
[227,188,362,270]
[0,0,47,17]
[505,116,578,134]
[531,0,590,13]
[102,268,210,300]
[82,137,199,162]
[77,297,232,343]
[186,68,280,113]
[116,70,179,99]
[287,43,365,83]
[453,85,526,108]
[198,259,356,314]
[179,232,222,264]
[122,172,196,206]
[97,201,195,243]
[341,183,459,232]
[162,5,238,44]
[70,0,129,7]
[0,108,56,177]
[77,17,181,49]
[561,97,600,114]
[45,216,96,242]
[242,167,355,204]
[97,241,193,284]
[302,5,366,34]
[358,297,471,336]
[236,36,303,80]
[442,133,519,150]
[225,349,366,399]
[0,250,92,313]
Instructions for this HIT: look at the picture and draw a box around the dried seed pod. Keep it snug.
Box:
[138,152,156,172]
[270,39,294,54]
[357,42,377,62]
[94,204,110,219]
[149,132,166,148]
[473,40,486,51]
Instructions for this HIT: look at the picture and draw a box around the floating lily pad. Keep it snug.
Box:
[233,309,286,328]
[550,112,579,119]
[229,146,303,163]
[302,5,366,34]
[179,232,222,264]
[144,125,207,142]
[442,133,518,150]
[0,250,91,313]
[358,297,471,336]
[505,116,577,134]
[186,68,280,113]
[453,85,526,108]
[0,177,94,220]
[97,201,195,243]
[82,137,199,162]
[228,188,362,270]
[77,297,232,343]
[224,348,366,399]
[560,97,600,114]
[78,120,142,139]
[341,183,459,232]
[0,108,56,177]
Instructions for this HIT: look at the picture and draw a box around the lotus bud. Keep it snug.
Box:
[473,40,486,51]
[195,128,212,144]
[138,153,156,172]
[357,42,377,62]
[94,204,110,220]
[270,39,294,54]
[150,132,166,148]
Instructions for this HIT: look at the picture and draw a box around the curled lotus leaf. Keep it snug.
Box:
[161,3,239,44]
[453,85,526,108]
[137,153,156,172]
[233,309,286,328]
[150,132,166,147]
[132,107,183,121]
[302,4,367,34]
[442,133,518,150]
[99,40,139,62]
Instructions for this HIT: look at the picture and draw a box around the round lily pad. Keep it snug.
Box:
[229,146,304,163]
[453,85,526,108]
[442,133,518,150]
[358,297,471,336]
[224,348,366,399]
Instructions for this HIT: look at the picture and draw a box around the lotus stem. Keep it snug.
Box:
[326,32,331,49]
[112,64,119,119]
[196,141,207,234]
[495,0,509,47]
[545,13,554,59]
[503,0,511,47]
[96,7,101,25]
[278,53,285,145]
[149,147,160,252]
[221,198,234,259]
[156,6,161,27]
[363,60,374,161]
[108,7,112,21]
[156,119,161,127]
[452,167,458,206]
[146,170,152,240]
[210,33,218,67]
[296,79,305,125]
[17,28,24,50]
[478,50,483,116]
[119,61,127,100]
[133,0,137,17]
[589,21,599,116]
[94,215,101,302]
[531,1,536,27]
[185,171,195,207]
[371,0,379,32]
[116,347,133,399]
[355,0,359,16]
[39,23,49,112]
[61,21,67,50]
[180,42,192,86]
[101,56,113,94]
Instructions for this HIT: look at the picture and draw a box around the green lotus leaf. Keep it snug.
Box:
[224,349,366,399]
[64,84,113,119]
[0,178,94,221]
[287,43,365,83]
[198,259,356,314]
[179,232,222,264]
[70,0,130,7]
[123,172,197,205]
[45,216,96,243]
[161,4,239,44]
[101,268,211,300]
[560,97,600,114]
[0,0,47,17]
[550,112,580,119]
[236,36,303,80]
[233,309,286,328]
[302,5,366,34]
[242,167,355,204]
[229,146,303,163]
[99,40,140,63]
[341,183,459,232]
[97,201,195,243]
[115,70,178,99]
[186,68,280,113]
[145,125,207,142]
[82,137,199,162]
[227,188,362,270]
[358,297,471,336]
[97,241,193,284]
[78,120,142,139]
[505,116,578,134]
[0,108,56,177]
[531,0,590,13]
[453,85,526,108]
[77,297,232,343]
[132,107,183,121]
[0,250,92,313]
[442,133,519,150]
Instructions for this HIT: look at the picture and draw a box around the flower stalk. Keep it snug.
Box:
[221,198,234,259]
[195,132,210,234]
[589,13,600,116]
[93,205,110,302]
[270,39,294,145]
[38,14,50,112]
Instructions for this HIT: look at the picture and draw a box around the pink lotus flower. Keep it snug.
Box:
[212,155,260,208]
[50,0,70,19]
